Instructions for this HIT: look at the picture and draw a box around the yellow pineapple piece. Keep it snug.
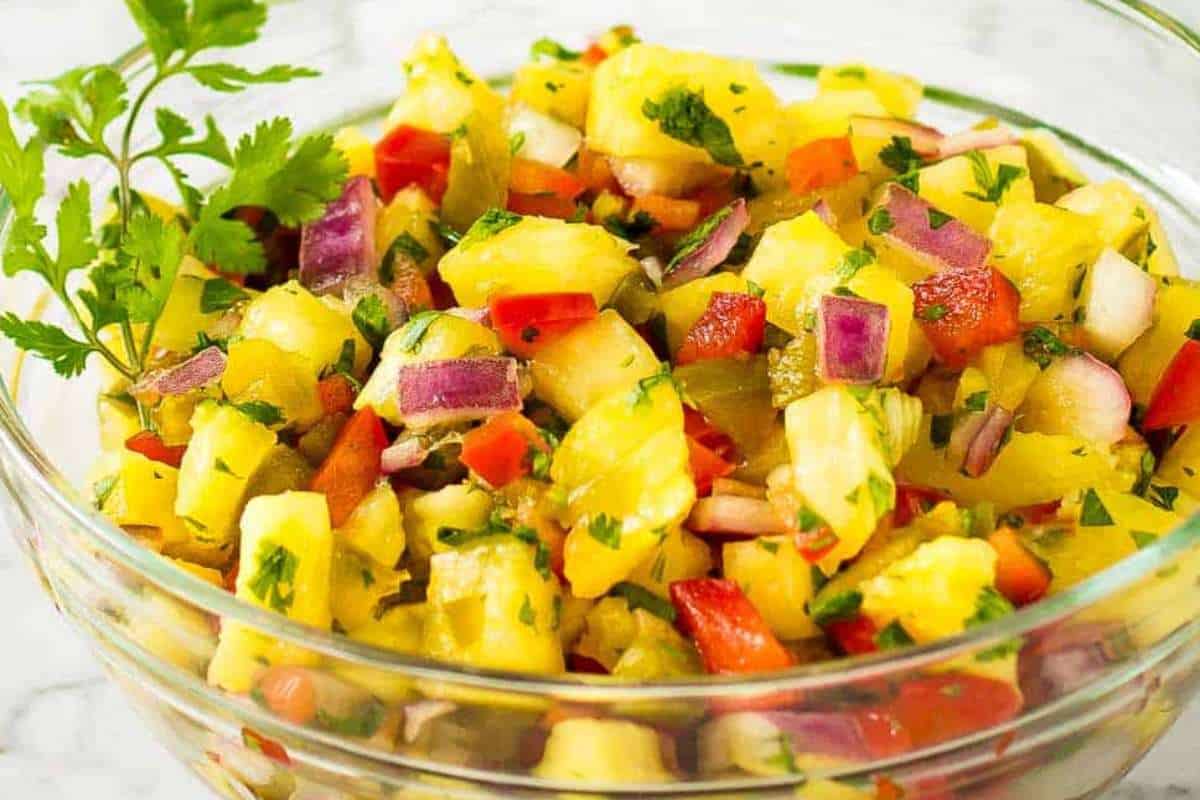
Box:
[626,526,714,598]
[724,536,821,640]
[400,483,494,574]
[332,126,376,178]
[1119,278,1200,405]
[338,483,405,568]
[916,145,1034,234]
[817,63,923,119]
[330,543,409,631]
[220,338,323,430]
[534,718,673,783]
[659,272,749,355]
[238,281,371,377]
[511,59,593,128]
[1158,426,1200,499]
[375,186,443,276]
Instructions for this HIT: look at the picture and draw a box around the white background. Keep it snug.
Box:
[0,1,1198,798]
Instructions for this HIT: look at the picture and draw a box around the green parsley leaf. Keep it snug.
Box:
[199,277,250,314]
[458,208,522,250]
[123,0,189,68]
[930,413,954,449]
[603,210,656,241]
[964,390,989,412]
[1079,488,1114,526]
[612,581,677,622]
[642,87,743,167]
[965,586,1014,628]
[118,212,186,323]
[834,248,874,282]
[0,99,46,218]
[186,0,269,52]
[16,66,128,159]
[0,314,94,377]
[248,541,298,614]
[508,130,526,157]
[867,472,895,517]
[92,474,118,509]
[379,231,430,286]
[315,702,385,738]
[746,279,766,299]
[810,590,862,625]
[186,62,318,93]
[879,135,923,175]
[757,538,781,554]
[1149,484,1179,512]
[764,734,801,775]
[867,207,894,235]
[927,208,953,230]
[234,400,285,427]
[144,108,232,164]
[588,513,622,550]
[518,594,537,626]
[1023,326,1074,369]
[976,638,1023,662]
[666,202,737,271]
[214,457,240,477]
[430,219,462,248]
[729,82,748,94]
[352,295,391,352]
[1186,318,1200,341]
[1130,530,1158,550]
[874,620,915,650]
[529,446,552,481]
[963,150,1027,204]
[530,37,581,61]
[396,310,443,354]
[628,363,679,407]
[795,506,826,532]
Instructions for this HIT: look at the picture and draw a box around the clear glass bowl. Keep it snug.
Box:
[2,1,1200,797]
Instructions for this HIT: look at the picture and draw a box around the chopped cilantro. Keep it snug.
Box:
[930,413,954,449]
[629,363,679,407]
[458,208,521,250]
[1149,484,1179,511]
[757,538,781,554]
[764,734,801,774]
[834,248,875,282]
[1130,530,1158,550]
[879,135,923,175]
[529,445,552,480]
[795,506,826,532]
[508,130,526,157]
[875,620,915,650]
[360,568,375,588]
[530,37,581,61]
[234,400,284,427]
[430,220,462,247]
[1187,318,1200,341]
[666,202,738,271]
[927,208,953,230]
[588,513,622,550]
[612,581,677,622]
[454,69,475,86]
[396,310,443,354]
[642,87,743,166]
[1023,326,1073,369]
[964,390,989,412]
[603,210,656,241]
[920,303,949,322]
[746,279,766,299]
[836,66,867,80]
[867,473,895,517]
[380,231,430,284]
[867,207,894,235]
[1079,489,1114,526]
[315,702,385,738]
[93,475,117,509]
[976,638,1023,662]
[965,586,1014,628]
[810,590,862,625]
[199,277,250,313]
[963,150,1027,204]
[729,82,748,94]
[352,295,391,352]
[518,594,536,626]
[248,542,299,614]
[214,457,240,477]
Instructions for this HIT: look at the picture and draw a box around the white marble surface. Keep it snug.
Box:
[0,1,1199,798]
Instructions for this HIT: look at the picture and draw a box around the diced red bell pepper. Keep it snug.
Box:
[893,483,951,527]
[1011,499,1062,525]
[786,136,858,196]
[506,192,581,220]
[459,411,550,488]
[686,436,736,497]
[509,157,586,201]
[682,407,738,462]
[912,266,1021,368]
[631,193,702,231]
[309,407,388,527]
[488,292,599,358]
[887,675,1023,748]
[676,292,767,365]
[1143,338,1200,430]
[581,43,609,66]
[825,614,879,656]
[125,430,187,469]
[576,148,619,194]
[241,727,291,766]
[989,526,1051,606]
[854,708,914,759]
[670,578,794,674]
[317,374,357,416]
[375,124,451,204]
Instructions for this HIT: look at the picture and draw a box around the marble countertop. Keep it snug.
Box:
[0,1,1199,797]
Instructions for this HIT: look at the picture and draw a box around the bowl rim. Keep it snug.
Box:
[1,0,1199,699]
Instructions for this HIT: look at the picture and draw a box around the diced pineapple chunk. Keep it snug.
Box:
[330,543,409,631]
[98,395,141,452]
[1056,180,1148,253]
[1119,278,1200,404]
[1020,129,1087,203]
[355,312,500,424]
[626,526,713,598]
[97,449,184,531]
[554,381,695,598]
[659,272,749,354]
[534,718,673,783]
[338,483,405,568]
[988,202,1101,323]
[724,536,821,640]
[1158,426,1200,499]
[784,386,896,574]
[220,338,323,430]
[334,604,425,702]
[439,216,637,307]
[156,393,202,446]
[400,483,494,574]
[916,145,1034,234]
[574,597,700,679]
[898,420,1134,509]
[786,91,887,146]
[817,63,923,119]
[238,282,370,377]
[375,186,443,275]
[208,492,334,691]
[860,536,997,642]
[972,341,1042,411]
[742,211,848,333]
[424,538,563,674]
[511,60,593,128]
[531,310,659,420]
[153,256,227,354]
[333,126,376,178]
[174,401,277,559]
[588,44,788,174]
[126,588,217,674]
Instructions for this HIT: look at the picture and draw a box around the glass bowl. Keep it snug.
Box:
[2,1,1200,797]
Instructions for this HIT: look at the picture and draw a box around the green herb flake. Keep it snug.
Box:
[867,207,894,235]
[93,475,117,509]
[1186,318,1200,341]
[879,136,923,177]
[964,390,989,412]
[795,506,826,532]
[518,594,536,626]
[1149,484,1179,511]
[360,568,375,588]
[199,277,250,314]
[965,586,1014,628]
[746,279,766,299]
[642,87,743,167]
[757,538,781,554]
[458,207,522,249]
[729,82,748,94]
[315,702,385,738]
[234,400,285,427]
[976,638,1023,662]
[352,294,391,352]
[248,542,299,614]
[1079,488,1114,526]
[930,413,954,449]
[963,150,1027,204]
[764,734,801,775]
[666,202,736,271]
[874,620,915,650]
[836,66,867,80]
[927,208,953,230]
[508,130,526,156]
[1130,530,1158,550]
[380,231,430,284]
[603,210,656,241]
[1023,326,1073,369]
[214,457,240,477]
[867,473,895,517]
[588,513,622,550]
[920,303,949,322]
[628,363,679,407]
[834,248,875,283]
[455,69,475,86]
[810,590,862,625]
[612,581,677,622]
[396,310,443,354]
[530,37,581,61]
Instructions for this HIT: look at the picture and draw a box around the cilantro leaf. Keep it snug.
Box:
[352,295,391,352]
[809,590,862,625]
[124,0,189,68]
[396,310,443,354]
[1079,488,1114,526]
[79,257,134,331]
[965,586,1014,628]
[0,314,94,377]
[187,0,269,52]
[867,208,894,235]
[380,232,430,285]
[666,202,736,271]
[145,108,232,164]
[118,212,186,323]
[16,66,128,158]
[874,620,915,650]
[186,62,319,93]
[53,180,100,290]
[458,207,522,250]
[234,400,285,426]
[642,87,743,167]
[879,135,923,175]
[199,277,250,313]
[530,37,581,61]
[0,99,46,218]
[963,150,1027,204]
[248,541,298,614]
[611,582,677,622]
[1023,326,1074,369]
[587,513,622,550]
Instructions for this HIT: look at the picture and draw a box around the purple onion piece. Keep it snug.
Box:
[299,175,378,296]
[760,712,872,762]
[396,357,521,428]
[874,184,992,271]
[962,405,1015,478]
[935,126,1019,160]
[380,437,430,474]
[812,199,838,229]
[817,295,890,384]
[133,346,227,401]
[661,198,750,290]
[686,496,790,536]
[1019,622,1125,706]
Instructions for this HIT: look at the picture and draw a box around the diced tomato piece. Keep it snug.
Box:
[887,675,1023,748]
[825,614,879,656]
[509,157,586,200]
[241,727,291,766]
[309,407,388,527]
[576,148,619,193]
[912,267,1021,368]
[488,292,599,358]
[631,193,702,232]
[854,708,913,759]
[1018,499,1062,524]
[317,374,357,416]
[989,526,1051,606]
[507,192,581,220]
[375,124,451,204]
[256,667,317,725]
[125,430,187,469]
[670,578,794,674]
[1143,338,1200,430]
[460,412,549,488]
[581,43,609,66]
[893,483,951,527]
[786,136,858,196]
[683,407,738,463]
[687,436,736,497]
[688,180,738,220]
[676,292,767,365]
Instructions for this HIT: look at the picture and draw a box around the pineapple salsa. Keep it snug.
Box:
[6,11,1200,772]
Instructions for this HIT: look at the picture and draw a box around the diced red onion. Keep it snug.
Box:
[640,256,665,288]
[812,199,838,229]
[396,357,521,427]
[817,295,890,384]
[380,437,429,473]
[935,126,1019,160]
[1019,622,1122,706]
[299,175,378,296]
[132,346,226,401]
[444,306,491,327]
[849,116,944,156]
[1021,354,1131,445]
[962,405,1014,478]
[1082,248,1157,360]
[760,712,872,762]
[661,198,750,290]
[873,184,992,272]
[403,699,457,743]
[947,411,988,466]
[687,495,790,535]
[609,156,721,198]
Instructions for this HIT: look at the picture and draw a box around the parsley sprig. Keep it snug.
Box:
[0,1,345,428]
